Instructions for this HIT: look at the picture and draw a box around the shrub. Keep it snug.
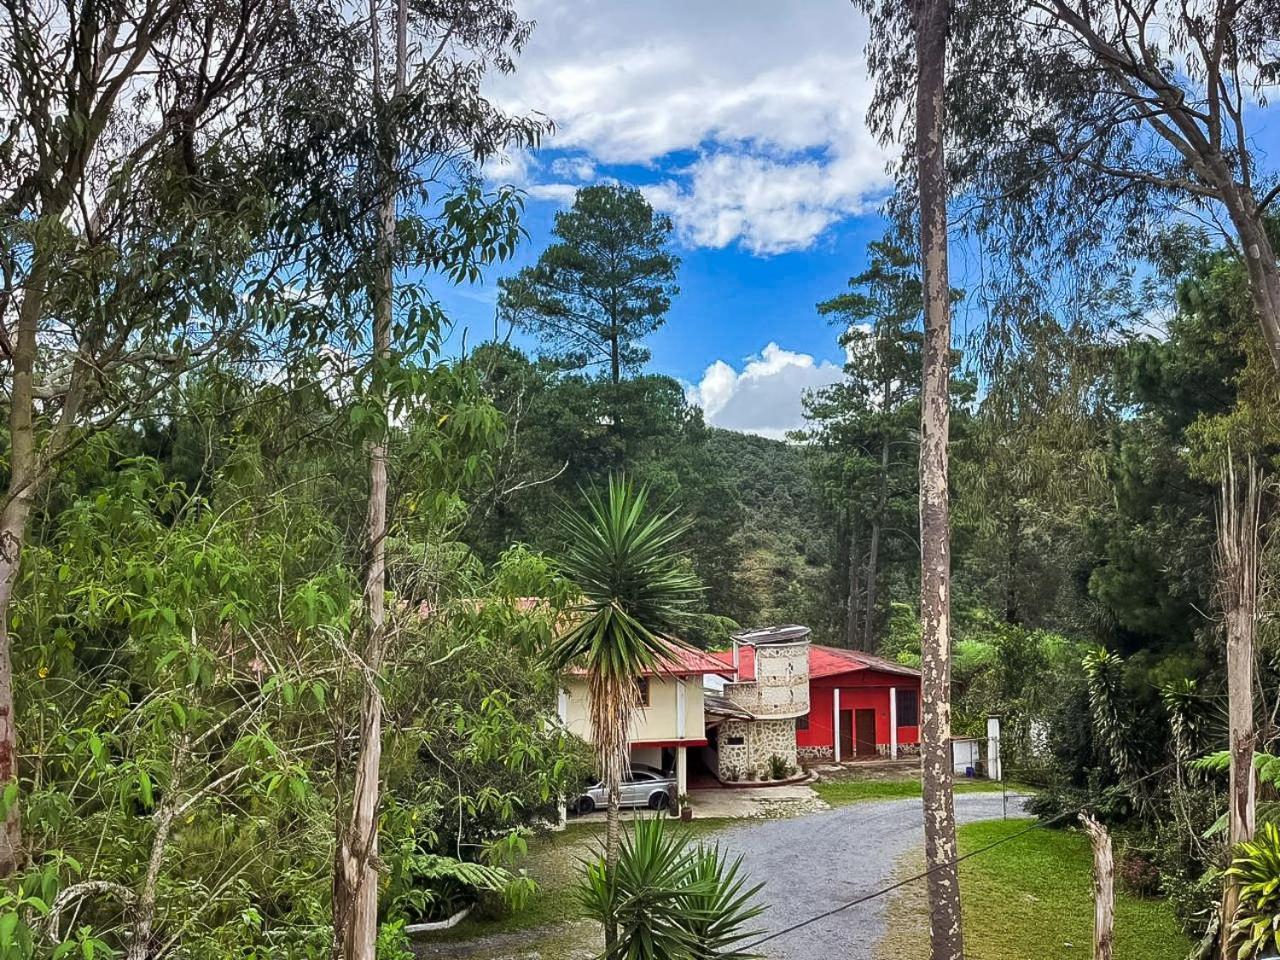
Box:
[577,816,765,960]
[1116,847,1162,898]
[768,755,789,780]
[1227,822,1280,959]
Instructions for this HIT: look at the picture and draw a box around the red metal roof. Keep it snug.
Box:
[569,642,736,678]
[710,643,920,682]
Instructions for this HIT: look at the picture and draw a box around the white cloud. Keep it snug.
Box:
[686,343,843,439]
[487,1,893,254]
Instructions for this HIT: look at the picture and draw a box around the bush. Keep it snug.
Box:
[1116,847,1162,898]
[768,755,789,780]
[1227,822,1280,959]
[577,816,765,960]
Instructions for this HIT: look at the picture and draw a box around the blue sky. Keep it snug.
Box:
[427,0,889,439]
[430,0,1280,439]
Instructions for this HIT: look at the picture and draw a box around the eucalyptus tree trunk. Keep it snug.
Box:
[335,1,404,956]
[846,517,861,649]
[915,0,963,957]
[864,435,889,650]
[0,253,46,875]
[1216,458,1260,960]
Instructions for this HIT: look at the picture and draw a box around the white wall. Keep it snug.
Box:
[563,676,706,744]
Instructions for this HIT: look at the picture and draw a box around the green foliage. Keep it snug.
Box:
[548,477,701,826]
[498,185,678,382]
[548,477,702,681]
[1190,753,1280,839]
[577,817,764,960]
[10,434,584,956]
[1083,647,1141,785]
[1227,823,1280,959]
[464,347,752,636]
[794,236,934,648]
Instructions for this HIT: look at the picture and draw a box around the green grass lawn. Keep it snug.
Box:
[878,819,1191,959]
[813,777,1018,807]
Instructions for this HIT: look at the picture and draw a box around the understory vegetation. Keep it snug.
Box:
[5,0,1280,955]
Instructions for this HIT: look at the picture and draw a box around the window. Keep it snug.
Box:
[635,677,651,707]
[725,735,745,746]
[796,712,810,731]
[895,689,919,727]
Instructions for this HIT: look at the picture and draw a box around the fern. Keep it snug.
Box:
[387,852,534,922]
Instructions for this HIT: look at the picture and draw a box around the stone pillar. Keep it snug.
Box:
[833,688,842,762]
[890,686,898,760]
[676,746,688,797]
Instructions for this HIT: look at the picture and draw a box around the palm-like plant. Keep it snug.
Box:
[578,816,764,960]
[548,476,701,944]
[1226,821,1280,958]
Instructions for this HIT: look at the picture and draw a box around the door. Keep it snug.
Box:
[621,770,655,807]
[855,709,877,757]
[838,711,854,758]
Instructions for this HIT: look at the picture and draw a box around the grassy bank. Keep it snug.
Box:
[813,777,1017,807]
[877,818,1190,959]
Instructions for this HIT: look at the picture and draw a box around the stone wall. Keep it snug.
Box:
[716,717,798,781]
[723,642,810,719]
[797,744,833,761]
[754,642,809,716]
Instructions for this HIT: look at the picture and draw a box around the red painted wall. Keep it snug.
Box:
[795,669,921,751]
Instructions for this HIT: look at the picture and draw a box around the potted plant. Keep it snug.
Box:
[677,793,693,821]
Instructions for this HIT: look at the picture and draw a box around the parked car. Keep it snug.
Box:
[571,765,677,813]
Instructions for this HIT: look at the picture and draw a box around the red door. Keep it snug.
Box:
[838,711,854,758]
[854,709,877,756]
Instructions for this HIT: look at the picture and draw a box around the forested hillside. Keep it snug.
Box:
[701,429,834,637]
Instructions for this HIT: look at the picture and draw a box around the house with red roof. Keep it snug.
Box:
[558,645,734,797]
[707,625,921,777]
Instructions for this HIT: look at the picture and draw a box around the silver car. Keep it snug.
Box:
[571,765,677,813]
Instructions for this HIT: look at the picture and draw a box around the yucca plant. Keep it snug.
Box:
[682,842,765,960]
[1226,821,1280,958]
[547,476,701,950]
[578,816,764,960]
[548,477,700,856]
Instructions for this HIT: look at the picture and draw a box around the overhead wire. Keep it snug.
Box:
[733,760,1179,952]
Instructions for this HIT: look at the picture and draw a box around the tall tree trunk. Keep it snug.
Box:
[864,436,889,650]
[1004,507,1021,626]
[1218,186,1280,374]
[1216,458,1259,960]
[0,252,46,876]
[915,1,963,958]
[846,516,861,649]
[335,3,404,956]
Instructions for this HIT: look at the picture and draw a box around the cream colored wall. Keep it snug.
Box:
[562,676,705,743]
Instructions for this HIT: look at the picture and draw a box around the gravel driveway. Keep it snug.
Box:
[711,792,1024,959]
